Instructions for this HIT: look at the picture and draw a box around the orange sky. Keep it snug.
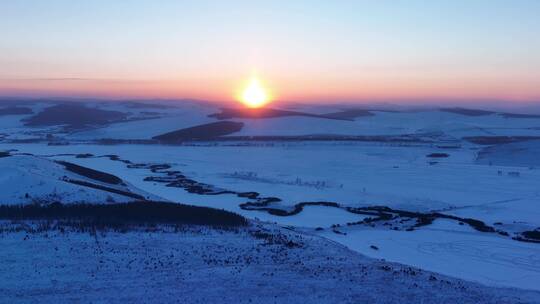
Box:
[1,75,538,105]
[1,1,539,105]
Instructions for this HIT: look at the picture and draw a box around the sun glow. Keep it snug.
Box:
[240,78,270,108]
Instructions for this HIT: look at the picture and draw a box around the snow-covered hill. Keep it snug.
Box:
[0,154,159,204]
[2,100,540,142]
[1,222,539,303]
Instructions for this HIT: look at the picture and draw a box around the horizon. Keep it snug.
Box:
[2,95,540,114]
[1,0,539,106]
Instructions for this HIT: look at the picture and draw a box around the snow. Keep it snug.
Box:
[3,102,540,140]
[69,105,217,140]
[0,154,159,204]
[321,223,540,291]
[12,142,535,221]
[2,141,539,293]
[229,110,540,138]
[477,140,540,167]
[1,223,539,303]
[2,105,540,297]
[231,116,372,136]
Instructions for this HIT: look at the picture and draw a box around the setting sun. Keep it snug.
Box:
[240,78,270,108]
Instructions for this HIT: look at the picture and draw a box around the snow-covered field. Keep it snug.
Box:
[323,222,540,291]
[1,100,540,300]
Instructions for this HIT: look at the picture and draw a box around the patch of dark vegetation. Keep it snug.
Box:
[426,153,449,158]
[358,207,496,233]
[63,178,145,200]
[106,158,234,197]
[299,204,495,234]
[523,230,540,240]
[521,230,540,242]
[75,153,94,158]
[447,217,495,233]
[153,121,244,142]
[413,216,436,228]
[208,107,352,121]
[144,175,233,195]
[440,107,495,116]
[0,106,33,116]
[499,113,540,119]
[513,236,540,243]
[0,201,248,228]
[319,109,374,120]
[24,104,127,128]
[333,229,346,235]
[250,229,303,248]
[242,201,340,217]
[237,192,260,199]
[56,160,123,185]
[464,136,540,145]
[102,154,131,164]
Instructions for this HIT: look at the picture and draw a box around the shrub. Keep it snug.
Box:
[56,160,123,185]
[0,201,248,229]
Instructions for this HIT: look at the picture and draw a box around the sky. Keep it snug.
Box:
[1,0,539,105]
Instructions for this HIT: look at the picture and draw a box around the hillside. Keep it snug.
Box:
[1,222,539,303]
[0,153,158,204]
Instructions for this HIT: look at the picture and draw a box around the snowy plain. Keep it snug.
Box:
[2,140,539,291]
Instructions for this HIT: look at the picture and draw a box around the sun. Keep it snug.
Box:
[240,78,270,108]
